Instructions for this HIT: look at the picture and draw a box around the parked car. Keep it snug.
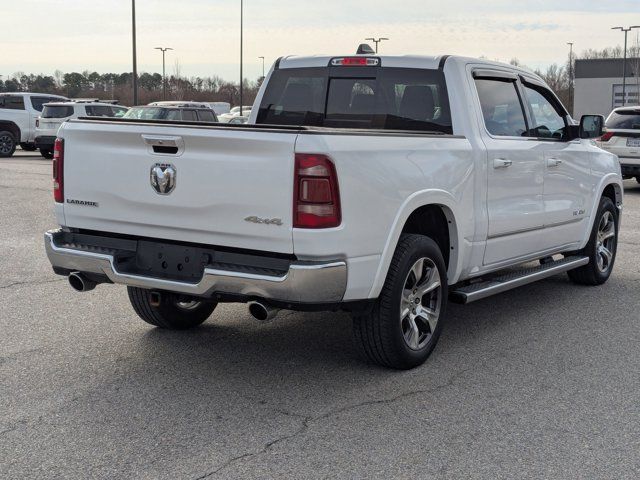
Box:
[218,106,253,123]
[45,53,622,370]
[597,106,640,182]
[206,102,231,115]
[35,102,129,159]
[228,116,249,125]
[0,92,68,157]
[124,105,218,122]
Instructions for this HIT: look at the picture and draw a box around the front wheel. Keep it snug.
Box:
[567,196,618,285]
[352,234,448,370]
[0,131,16,158]
[127,287,217,330]
[39,148,53,159]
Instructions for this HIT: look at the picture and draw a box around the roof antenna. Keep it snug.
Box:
[357,43,376,55]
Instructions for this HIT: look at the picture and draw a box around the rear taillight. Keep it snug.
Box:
[53,138,64,203]
[599,131,615,142]
[293,154,341,229]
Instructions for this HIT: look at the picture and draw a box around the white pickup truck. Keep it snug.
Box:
[0,92,68,156]
[45,54,622,369]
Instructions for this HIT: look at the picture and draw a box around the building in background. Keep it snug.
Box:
[573,58,640,118]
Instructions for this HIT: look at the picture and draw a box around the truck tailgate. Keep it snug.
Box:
[61,121,296,253]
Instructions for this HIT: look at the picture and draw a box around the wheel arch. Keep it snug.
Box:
[0,121,21,141]
[580,175,623,249]
[368,190,463,299]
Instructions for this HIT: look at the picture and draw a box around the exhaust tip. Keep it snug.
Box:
[68,272,96,292]
[248,301,279,322]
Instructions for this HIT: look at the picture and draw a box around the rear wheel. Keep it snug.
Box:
[0,131,16,158]
[39,148,53,159]
[567,196,618,285]
[127,287,217,330]
[352,234,448,370]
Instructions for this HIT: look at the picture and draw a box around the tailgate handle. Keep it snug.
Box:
[142,135,184,155]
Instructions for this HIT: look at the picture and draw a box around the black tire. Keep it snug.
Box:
[636,176,640,184]
[20,143,37,152]
[567,196,618,286]
[352,234,448,370]
[127,287,217,330]
[39,148,53,159]
[0,131,17,158]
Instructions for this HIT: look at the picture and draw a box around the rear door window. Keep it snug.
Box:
[0,95,25,110]
[182,110,197,121]
[42,105,74,118]
[474,79,528,137]
[606,110,640,129]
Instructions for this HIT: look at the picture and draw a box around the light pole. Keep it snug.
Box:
[155,47,173,100]
[365,37,389,54]
[612,26,640,106]
[239,0,244,115]
[259,56,265,79]
[132,0,138,105]
[567,42,574,115]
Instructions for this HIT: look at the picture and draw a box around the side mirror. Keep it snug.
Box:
[579,115,605,139]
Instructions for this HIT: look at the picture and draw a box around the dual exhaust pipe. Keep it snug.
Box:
[68,273,280,322]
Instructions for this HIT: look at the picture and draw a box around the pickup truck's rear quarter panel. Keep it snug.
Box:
[294,133,475,300]
[60,121,297,254]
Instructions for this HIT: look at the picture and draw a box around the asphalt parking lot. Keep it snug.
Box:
[1,150,640,479]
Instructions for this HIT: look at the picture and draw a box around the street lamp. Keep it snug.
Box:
[131,0,138,105]
[259,56,265,79]
[365,37,389,54]
[612,26,640,106]
[155,47,173,100]
[239,0,244,115]
[567,42,574,115]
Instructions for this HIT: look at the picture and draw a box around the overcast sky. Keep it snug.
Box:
[3,0,640,81]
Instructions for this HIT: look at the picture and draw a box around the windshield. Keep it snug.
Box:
[123,107,167,120]
[606,110,640,129]
[257,66,452,133]
[42,105,74,118]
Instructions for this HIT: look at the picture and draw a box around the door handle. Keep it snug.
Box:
[547,158,563,167]
[493,158,513,169]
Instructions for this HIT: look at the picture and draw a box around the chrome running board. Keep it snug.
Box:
[450,256,589,304]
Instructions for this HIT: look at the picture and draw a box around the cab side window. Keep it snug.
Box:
[475,79,527,137]
[0,95,25,110]
[521,84,567,139]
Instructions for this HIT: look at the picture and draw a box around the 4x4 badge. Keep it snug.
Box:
[150,163,176,195]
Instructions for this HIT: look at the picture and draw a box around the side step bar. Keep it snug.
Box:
[450,256,589,304]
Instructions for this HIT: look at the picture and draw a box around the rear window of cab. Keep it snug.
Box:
[257,66,453,134]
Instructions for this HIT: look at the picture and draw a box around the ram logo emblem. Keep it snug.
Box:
[150,163,176,195]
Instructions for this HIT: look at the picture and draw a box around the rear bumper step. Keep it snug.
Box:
[450,256,589,304]
[44,230,347,303]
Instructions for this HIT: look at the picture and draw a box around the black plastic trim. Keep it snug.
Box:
[438,55,451,70]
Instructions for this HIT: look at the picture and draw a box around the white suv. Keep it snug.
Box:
[0,92,68,157]
[598,106,640,182]
[34,102,128,158]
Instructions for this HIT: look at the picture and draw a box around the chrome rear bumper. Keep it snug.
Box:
[44,230,347,303]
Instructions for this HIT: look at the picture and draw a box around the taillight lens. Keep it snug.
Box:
[599,131,614,142]
[293,154,341,229]
[330,57,380,66]
[53,138,64,203]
